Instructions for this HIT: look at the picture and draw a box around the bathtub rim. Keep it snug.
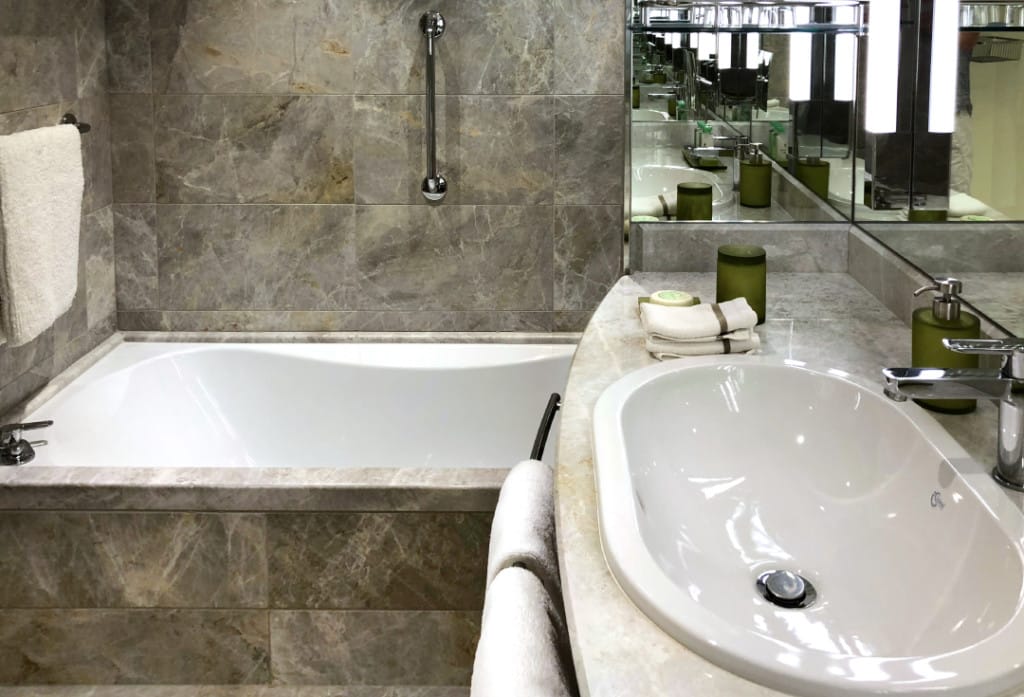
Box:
[0,331,579,513]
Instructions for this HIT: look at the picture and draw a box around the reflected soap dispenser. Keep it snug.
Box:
[739,143,772,208]
[911,278,981,414]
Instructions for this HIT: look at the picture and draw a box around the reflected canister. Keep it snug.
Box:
[676,182,713,220]
[716,244,766,324]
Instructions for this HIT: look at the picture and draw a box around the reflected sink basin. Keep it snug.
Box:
[632,164,733,218]
[593,357,1024,697]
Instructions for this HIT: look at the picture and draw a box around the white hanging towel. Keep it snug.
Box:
[471,566,574,697]
[486,458,561,601]
[0,124,83,346]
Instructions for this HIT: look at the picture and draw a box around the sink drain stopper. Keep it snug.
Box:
[756,570,817,609]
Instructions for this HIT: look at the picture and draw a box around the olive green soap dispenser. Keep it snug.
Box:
[911,278,981,414]
[739,143,772,208]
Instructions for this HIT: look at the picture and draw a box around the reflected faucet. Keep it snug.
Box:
[883,339,1024,491]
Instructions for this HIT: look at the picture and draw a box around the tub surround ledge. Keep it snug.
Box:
[556,272,1006,697]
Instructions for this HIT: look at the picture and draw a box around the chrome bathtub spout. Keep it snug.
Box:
[883,339,1024,491]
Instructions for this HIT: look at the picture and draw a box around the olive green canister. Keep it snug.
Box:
[795,156,830,200]
[739,145,772,208]
[632,81,640,109]
[716,244,766,325]
[676,182,713,221]
[911,278,980,414]
[908,208,948,222]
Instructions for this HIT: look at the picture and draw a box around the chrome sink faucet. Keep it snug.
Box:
[883,339,1024,491]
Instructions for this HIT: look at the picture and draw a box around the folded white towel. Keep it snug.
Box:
[0,124,84,347]
[646,331,761,360]
[471,566,574,697]
[640,297,757,342]
[487,459,560,602]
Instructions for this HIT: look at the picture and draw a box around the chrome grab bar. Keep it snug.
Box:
[420,11,447,202]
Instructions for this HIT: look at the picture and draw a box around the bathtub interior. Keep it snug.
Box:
[22,342,576,469]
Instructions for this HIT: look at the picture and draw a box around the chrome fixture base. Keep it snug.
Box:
[422,174,448,202]
[756,570,817,609]
[0,420,53,466]
[420,10,445,39]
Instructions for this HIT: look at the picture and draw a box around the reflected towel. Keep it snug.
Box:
[0,124,83,346]
[486,458,560,602]
[471,566,574,697]
[646,331,761,360]
[640,297,757,342]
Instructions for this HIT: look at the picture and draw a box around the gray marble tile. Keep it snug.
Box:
[353,96,434,205]
[75,0,107,99]
[554,206,623,311]
[554,96,624,205]
[446,97,554,205]
[84,207,116,329]
[0,609,270,684]
[155,96,354,204]
[117,310,554,333]
[110,94,155,203]
[79,95,113,213]
[114,205,158,312]
[352,205,552,311]
[157,205,356,311]
[268,513,490,611]
[0,103,71,136]
[636,222,850,273]
[446,0,553,94]
[849,227,932,326]
[553,310,594,333]
[862,222,1024,274]
[0,512,267,608]
[350,0,454,96]
[0,687,470,696]
[0,1,77,112]
[151,0,353,95]
[552,0,625,95]
[105,0,152,93]
[270,611,480,685]
[0,328,53,393]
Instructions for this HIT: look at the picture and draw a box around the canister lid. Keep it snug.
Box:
[717,244,766,265]
[677,182,713,195]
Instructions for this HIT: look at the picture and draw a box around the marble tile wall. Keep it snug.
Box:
[0,0,117,415]
[106,0,626,335]
[0,510,492,686]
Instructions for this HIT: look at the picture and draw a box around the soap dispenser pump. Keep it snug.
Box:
[911,278,981,414]
[739,143,772,208]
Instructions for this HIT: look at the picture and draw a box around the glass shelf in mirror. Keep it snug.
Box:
[632,0,865,33]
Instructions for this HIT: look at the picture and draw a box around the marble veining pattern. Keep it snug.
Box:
[0,513,267,609]
[0,609,270,684]
[0,689,468,697]
[270,611,480,685]
[555,271,1005,697]
[267,513,490,610]
[154,96,354,204]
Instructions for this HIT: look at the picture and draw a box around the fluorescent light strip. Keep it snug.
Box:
[718,33,732,69]
[834,33,857,101]
[865,0,901,133]
[929,0,960,132]
[789,7,812,101]
[698,32,714,61]
[746,33,760,69]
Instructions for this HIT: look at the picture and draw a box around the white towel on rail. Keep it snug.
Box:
[471,566,574,697]
[0,124,83,346]
[486,458,561,601]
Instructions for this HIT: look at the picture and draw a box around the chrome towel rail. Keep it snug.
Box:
[420,10,447,202]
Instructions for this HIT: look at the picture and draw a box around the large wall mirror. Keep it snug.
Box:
[861,1,1024,337]
[628,1,866,224]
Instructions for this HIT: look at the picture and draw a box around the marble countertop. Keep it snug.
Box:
[554,271,1005,697]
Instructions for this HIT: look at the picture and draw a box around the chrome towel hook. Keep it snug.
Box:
[59,113,91,134]
[420,10,447,202]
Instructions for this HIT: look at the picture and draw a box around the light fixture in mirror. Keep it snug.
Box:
[632,1,865,33]
[865,0,900,133]
[929,0,960,132]
[960,2,1024,29]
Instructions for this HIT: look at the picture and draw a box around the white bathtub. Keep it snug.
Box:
[19,342,575,469]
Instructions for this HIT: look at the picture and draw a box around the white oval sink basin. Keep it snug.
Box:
[633,108,671,122]
[593,356,1024,697]
[632,164,733,218]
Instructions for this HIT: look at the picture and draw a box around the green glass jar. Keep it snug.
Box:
[795,156,830,200]
[676,182,713,221]
[908,209,948,222]
[716,244,766,325]
[739,153,772,208]
[632,82,640,109]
